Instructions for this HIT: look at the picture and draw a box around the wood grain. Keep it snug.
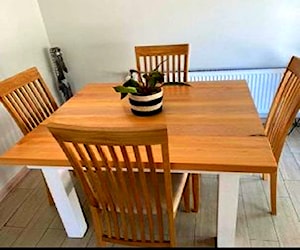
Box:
[0,81,277,174]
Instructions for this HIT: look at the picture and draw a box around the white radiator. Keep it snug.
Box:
[188,68,285,117]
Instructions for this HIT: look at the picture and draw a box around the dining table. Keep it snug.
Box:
[0,81,277,247]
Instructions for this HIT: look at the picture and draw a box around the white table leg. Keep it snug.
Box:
[40,167,87,238]
[217,173,240,247]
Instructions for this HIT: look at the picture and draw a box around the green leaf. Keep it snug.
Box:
[113,86,138,93]
[149,71,161,78]
[113,85,138,99]
[123,79,139,88]
[149,71,164,82]
[147,78,157,88]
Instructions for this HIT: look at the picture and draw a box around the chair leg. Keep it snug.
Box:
[270,172,277,215]
[183,175,191,212]
[90,207,107,247]
[262,173,269,180]
[191,174,200,212]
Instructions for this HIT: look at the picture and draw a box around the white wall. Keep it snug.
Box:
[0,0,58,193]
[0,0,59,99]
[37,0,300,92]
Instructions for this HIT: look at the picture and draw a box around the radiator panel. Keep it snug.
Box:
[188,68,285,117]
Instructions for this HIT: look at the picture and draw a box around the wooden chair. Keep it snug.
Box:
[135,43,199,212]
[263,56,300,215]
[47,123,191,247]
[135,43,189,83]
[0,67,58,205]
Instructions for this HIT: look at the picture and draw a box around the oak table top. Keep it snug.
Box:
[0,81,277,173]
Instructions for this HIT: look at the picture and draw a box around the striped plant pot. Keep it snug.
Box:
[129,89,163,116]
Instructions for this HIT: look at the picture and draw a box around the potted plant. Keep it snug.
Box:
[113,62,190,116]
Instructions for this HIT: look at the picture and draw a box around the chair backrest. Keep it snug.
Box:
[265,56,300,162]
[0,67,58,135]
[47,123,177,247]
[135,43,189,83]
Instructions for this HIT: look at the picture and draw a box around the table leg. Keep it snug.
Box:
[217,173,240,247]
[40,167,87,238]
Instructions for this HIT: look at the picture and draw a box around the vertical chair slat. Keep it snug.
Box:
[177,55,181,82]
[127,145,147,241]
[161,141,176,246]
[133,145,155,242]
[30,80,54,116]
[149,56,153,72]
[85,144,113,238]
[103,146,123,239]
[154,56,158,69]
[14,89,40,128]
[146,145,164,242]
[95,145,119,238]
[143,57,148,74]
[15,88,40,124]
[4,94,34,133]
[22,84,45,122]
[160,55,165,76]
[183,53,188,82]
[166,56,171,82]
[108,145,129,240]
[119,145,138,241]
[26,82,49,120]
[35,78,57,112]
[171,55,175,82]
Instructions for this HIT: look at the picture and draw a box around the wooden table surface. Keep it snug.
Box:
[0,81,277,173]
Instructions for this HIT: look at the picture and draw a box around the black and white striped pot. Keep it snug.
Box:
[129,89,163,116]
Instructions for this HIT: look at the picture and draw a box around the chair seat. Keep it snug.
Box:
[98,172,188,216]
